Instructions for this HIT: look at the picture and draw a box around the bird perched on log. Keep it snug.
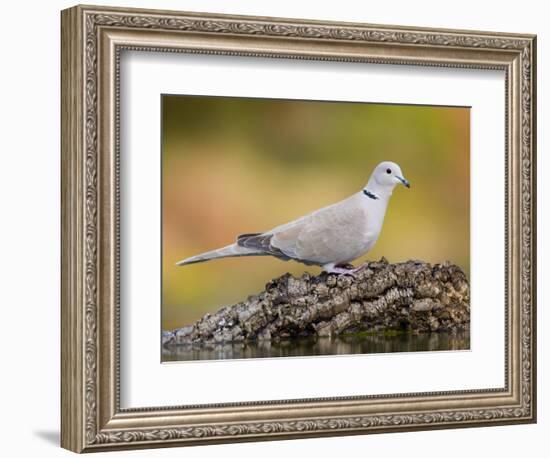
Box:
[176,161,410,276]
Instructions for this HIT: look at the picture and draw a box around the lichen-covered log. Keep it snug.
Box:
[163,259,469,347]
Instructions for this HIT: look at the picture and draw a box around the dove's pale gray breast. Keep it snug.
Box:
[269,195,377,266]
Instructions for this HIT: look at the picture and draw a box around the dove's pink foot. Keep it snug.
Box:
[323,263,367,278]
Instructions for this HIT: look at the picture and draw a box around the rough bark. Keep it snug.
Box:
[162,259,470,347]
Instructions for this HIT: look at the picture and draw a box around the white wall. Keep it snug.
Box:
[0,0,545,456]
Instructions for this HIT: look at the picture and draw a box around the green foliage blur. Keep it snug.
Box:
[162,95,470,331]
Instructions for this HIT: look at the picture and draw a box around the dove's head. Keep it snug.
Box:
[368,161,410,193]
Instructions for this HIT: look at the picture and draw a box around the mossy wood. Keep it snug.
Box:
[163,259,470,346]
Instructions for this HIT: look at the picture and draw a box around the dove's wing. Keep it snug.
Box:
[179,190,387,267]
[269,196,369,266]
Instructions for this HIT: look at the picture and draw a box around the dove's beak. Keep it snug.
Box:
[397,176,410,188]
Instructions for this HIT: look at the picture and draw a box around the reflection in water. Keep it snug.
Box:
[162,331,470,362]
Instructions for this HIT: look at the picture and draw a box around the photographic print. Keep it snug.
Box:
[161,95,471,362]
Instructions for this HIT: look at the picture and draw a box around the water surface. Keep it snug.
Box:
[162,331,470,362]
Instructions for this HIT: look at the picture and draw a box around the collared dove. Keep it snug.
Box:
[176,161,410,275]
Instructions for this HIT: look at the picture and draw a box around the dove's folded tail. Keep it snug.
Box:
[175,243,265,266]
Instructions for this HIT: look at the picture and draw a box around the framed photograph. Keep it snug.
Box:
[61,4,536,453]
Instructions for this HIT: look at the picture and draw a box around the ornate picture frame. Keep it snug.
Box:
[61,4,536,453]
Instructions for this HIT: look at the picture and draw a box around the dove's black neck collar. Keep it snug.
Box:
[362,189,379,200]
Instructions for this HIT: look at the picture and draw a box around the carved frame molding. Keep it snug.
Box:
[61,4,536,452]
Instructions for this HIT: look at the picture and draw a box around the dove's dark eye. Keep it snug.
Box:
[386,168,392,174]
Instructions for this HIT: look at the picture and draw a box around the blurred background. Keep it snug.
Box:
[162,95,469,331]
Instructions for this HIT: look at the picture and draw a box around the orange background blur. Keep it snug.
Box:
[162,95,470,331]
